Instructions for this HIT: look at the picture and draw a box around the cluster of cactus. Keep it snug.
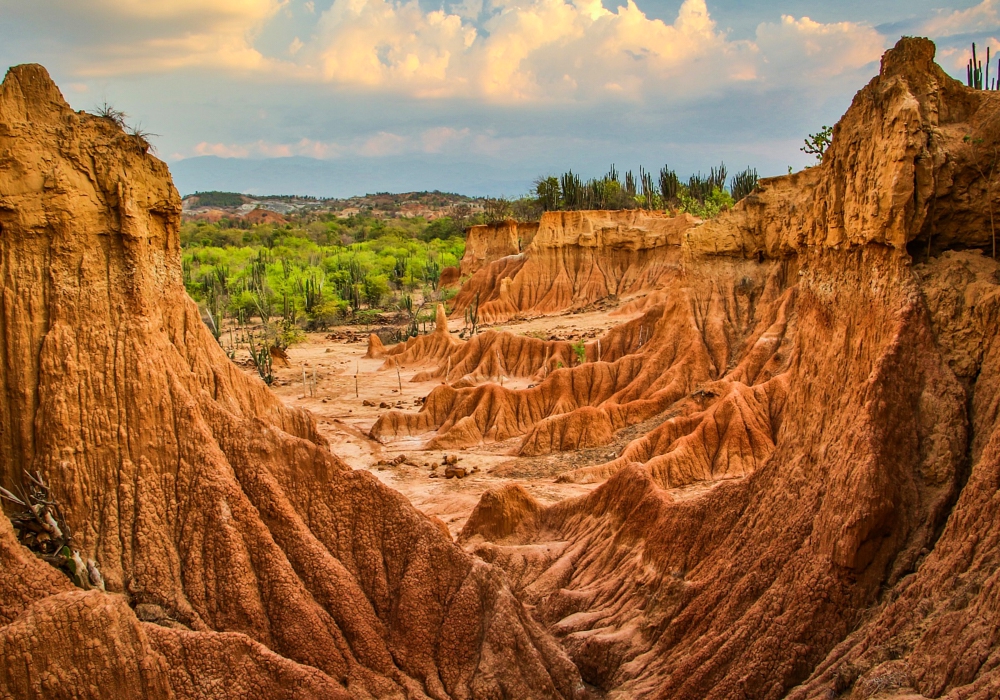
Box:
[250,249,269,290]
[534,160,752,213]
[730,167,759,202]
[390,255,410,285]
[300,273,323,313]
[967,43,1000,90]
[687,164,728,204]
[423,259,441,287]
[402,294,430,338]
[659,166,680,205]
[246,330,274,385]
[337,258,364,312]
[201,270,227,341]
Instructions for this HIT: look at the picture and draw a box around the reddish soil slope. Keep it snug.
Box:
[0,64,584,700]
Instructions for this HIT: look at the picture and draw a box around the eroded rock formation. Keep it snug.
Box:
[373,38,1000,699]
[452,210,698,324]
[0,64,584,700]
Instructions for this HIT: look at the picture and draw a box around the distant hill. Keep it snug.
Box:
[181,189,484,222]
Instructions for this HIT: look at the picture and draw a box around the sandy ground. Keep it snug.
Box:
[255,310,626,537]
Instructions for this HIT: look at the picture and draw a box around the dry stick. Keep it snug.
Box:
[396,358,402,393]
[355,360,359,398]
[302,366,308,398]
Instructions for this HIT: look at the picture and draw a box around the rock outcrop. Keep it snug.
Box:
[452,210,698,323]
[0,64,584,699]
[376,38,1000,699]
[459,219,537,278]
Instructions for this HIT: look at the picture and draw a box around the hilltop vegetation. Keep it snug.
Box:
[482,162,759,222]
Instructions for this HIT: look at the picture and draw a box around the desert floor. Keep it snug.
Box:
[256,310,640,537]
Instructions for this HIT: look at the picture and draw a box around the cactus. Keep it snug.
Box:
[731,167,759,202]
[246,330,274,385]
[966,43,997,90]
[303,274,323,313]
[639,167,657,209]
[659,166,680,207]
[624,170,637,199]
[465,292,481,336]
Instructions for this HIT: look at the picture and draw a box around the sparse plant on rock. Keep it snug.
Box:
[483,197,513,223]
[1,471,104,590]
[802,126,833,161]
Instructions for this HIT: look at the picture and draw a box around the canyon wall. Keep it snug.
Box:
[375,38,1000,699]
[0,64,584,700]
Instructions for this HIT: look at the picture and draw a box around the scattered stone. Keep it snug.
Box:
[135,603,167,623]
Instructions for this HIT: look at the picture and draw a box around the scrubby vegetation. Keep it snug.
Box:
[181,214,466,363]
[485,162,759,223]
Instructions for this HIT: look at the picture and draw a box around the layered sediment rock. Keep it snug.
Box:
[452,210,697,324]
[0,64,584,699]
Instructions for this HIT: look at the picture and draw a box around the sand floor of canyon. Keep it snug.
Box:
[257,309,638,537]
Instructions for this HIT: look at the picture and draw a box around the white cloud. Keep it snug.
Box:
[922,0,1000,38]
[306,0,883,101]
[192,137,343,159]
[181,127,562,161]
[1,0,889,105]
[0,0,284,74]
[421,126,470,152]
[754,15,886,83]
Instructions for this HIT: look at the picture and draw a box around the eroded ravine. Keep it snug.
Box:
[5,36,1000,700]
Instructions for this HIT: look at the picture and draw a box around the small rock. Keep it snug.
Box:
[135,603,167,622]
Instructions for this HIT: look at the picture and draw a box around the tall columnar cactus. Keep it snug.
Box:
[465,291,481,336]
[731,167,759,202]
[659,166,680,207]
[303,274,323,313]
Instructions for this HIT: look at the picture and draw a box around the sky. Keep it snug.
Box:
[1,0,999,197]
